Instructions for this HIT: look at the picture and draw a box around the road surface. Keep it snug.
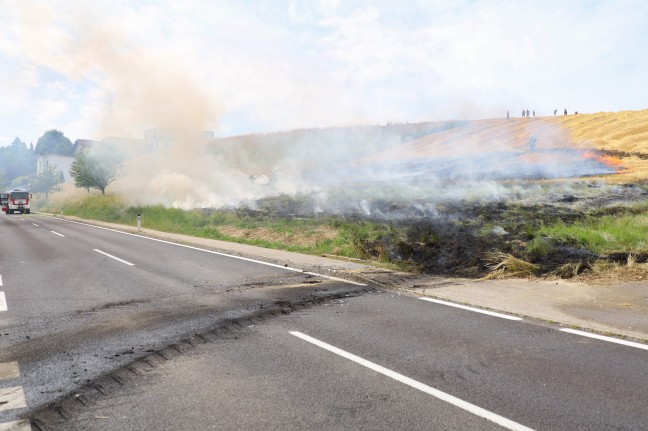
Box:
[0,214,363,429]
[1,214,647,430]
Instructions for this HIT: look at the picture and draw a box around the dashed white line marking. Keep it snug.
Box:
[0,387,27,412]
[53,217,366,286]
[50,231,64,237]
[560,328,648,351]
[290,331,535,431]
[31,223,39,227]
[0,419,32,431]
[0,292,6,312]
[94,249,135,266]
[420,297,522,321]
[0,363,20,380]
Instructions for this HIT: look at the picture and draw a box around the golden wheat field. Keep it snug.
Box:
[557,109,648,183]
[364,109,648,184]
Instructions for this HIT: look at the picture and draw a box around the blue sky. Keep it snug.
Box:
[1,0,647,146]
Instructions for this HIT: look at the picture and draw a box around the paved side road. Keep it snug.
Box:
[50,214,648,343]
[403,277,648,343]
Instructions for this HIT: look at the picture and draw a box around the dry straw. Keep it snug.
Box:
[483,252,539,279]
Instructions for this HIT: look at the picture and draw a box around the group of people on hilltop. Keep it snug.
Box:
[554,108,574,116]
[507,108,578,119]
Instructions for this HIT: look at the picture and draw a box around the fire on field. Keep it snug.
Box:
[218,114,648,280]
[45,111,648,280]
[244,179,648,279]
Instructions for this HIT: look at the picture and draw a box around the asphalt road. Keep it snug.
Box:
[0,213,363,429]
[2,214,648,430]
[38,291,648,431]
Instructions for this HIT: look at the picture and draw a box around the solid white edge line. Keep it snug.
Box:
[31,223,39,226]
[559,328,648,351]
[0,419,32,431]
[94,249,135,266]
[420,297,522,321]
[302,271,366,286]
[0,274,3,286]
[0,292,6,312]
[50,231,65,237]
[51,216,366,286]
[290,331,535,431]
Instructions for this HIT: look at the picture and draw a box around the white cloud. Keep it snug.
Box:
[1,0,647,145]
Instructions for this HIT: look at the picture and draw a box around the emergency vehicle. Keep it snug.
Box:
[1,189,31,214]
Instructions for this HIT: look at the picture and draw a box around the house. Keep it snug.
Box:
[36,153,74,182]
[35,139,98,182]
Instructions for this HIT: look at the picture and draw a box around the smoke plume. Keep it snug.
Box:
[13,2,623,214]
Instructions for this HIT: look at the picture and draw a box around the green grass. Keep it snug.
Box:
[47,193,648,276]
[537,213,648,254]
[44,194,396,264]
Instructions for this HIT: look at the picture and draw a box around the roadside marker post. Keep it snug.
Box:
[137,213,142,232]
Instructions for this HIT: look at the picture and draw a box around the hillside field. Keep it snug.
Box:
[44,109,648,279]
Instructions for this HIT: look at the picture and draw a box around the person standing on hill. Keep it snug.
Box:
[564,108,568,115]
[522,109,525,117]
[507,110,510,119]
[554,109,557,116]
[533,110,536,117]
[526,109,530,117]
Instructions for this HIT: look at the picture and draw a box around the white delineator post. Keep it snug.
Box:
[137,213,142,232]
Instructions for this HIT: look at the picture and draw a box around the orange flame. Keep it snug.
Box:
[582,151,633,174]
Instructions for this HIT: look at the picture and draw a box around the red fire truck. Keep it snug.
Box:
[1,189,31,214]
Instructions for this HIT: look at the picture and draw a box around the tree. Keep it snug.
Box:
[30,164,63,198]
[0,173,8,191]
[69,153,120,196]
[34,130,74,155]
[0,138,36,180]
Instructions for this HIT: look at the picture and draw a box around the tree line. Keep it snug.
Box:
[1,129,120,197]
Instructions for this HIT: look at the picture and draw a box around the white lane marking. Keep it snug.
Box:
[50,231,65,237]
[0,292,6,312]
[19,218,25,221]
[560,328,648,351]
[94,249,135,266]
[0,387,28,412]
[0,274,3,286]
[31,223,39,227]
[0,363,20,380]
[303,271,366,285]
[290,331,535,431]
[0,419,32,431]
[53,217,366,286]
[420,298,522,321]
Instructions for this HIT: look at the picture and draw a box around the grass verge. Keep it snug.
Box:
[41,193,648,279]
[44,195,403,268]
